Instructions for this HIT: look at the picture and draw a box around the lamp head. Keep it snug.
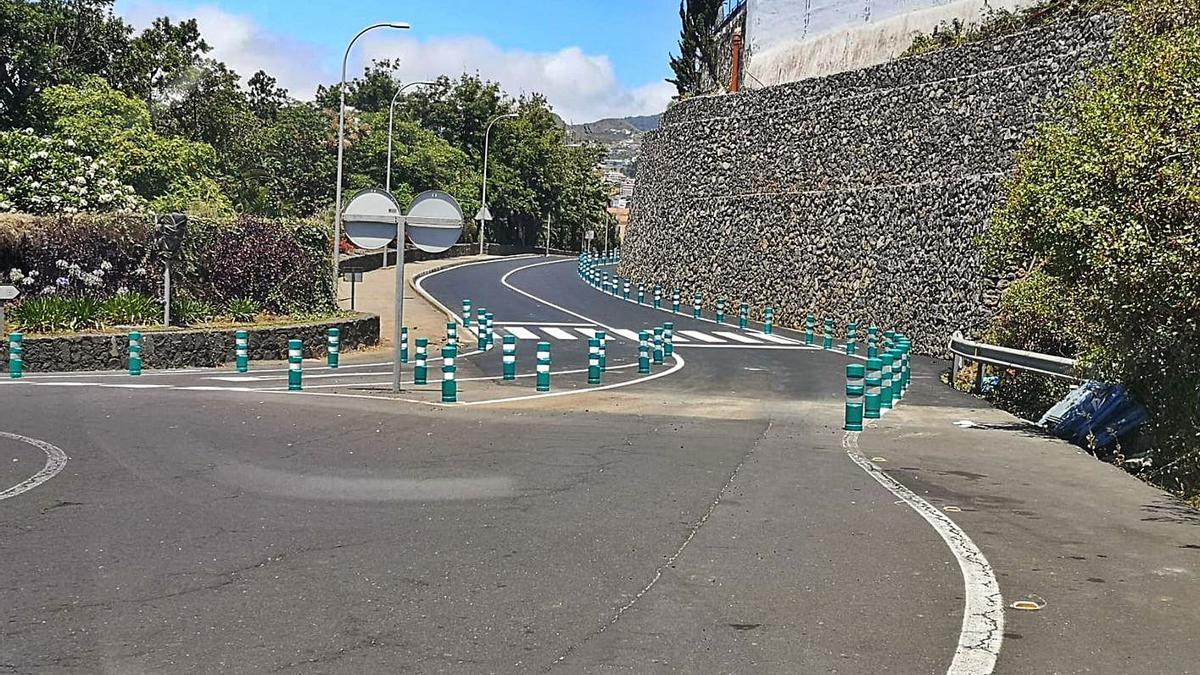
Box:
[387,22,412,29]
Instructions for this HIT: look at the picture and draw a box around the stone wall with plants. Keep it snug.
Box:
[2,313,378,373]
[623,13,1120,355]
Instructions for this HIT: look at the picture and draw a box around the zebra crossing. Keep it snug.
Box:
[493,322,804,346]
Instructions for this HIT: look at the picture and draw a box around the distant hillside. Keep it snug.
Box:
[567,113,661,175]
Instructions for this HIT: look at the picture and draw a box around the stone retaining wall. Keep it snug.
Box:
[5,313,379,372]
[623,14,1120,355]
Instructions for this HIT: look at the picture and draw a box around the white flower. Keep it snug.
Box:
[8,269,22,282]
[55,259,69,269]
[33,150,48,160]
[65,139,76,148]
[21,277,34,286]
[100,261,112,271]
[49,195,60,203]
[92,269,104,278]
[74,176,86,185]
[134,267,147,276]
[116,286,129,295]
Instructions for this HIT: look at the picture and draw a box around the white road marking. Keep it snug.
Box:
[713,331,762,344]
[669,333,690,342]
[610,329,641,341]
[98,383,170,389]
[541,327,578,340]
[0,432,69,502]
[678,330,724,343]
[842,432,1003,674]
[496,321,590,327]
[754,332,801,345]
[574,328,597,338]
[504,326,540,340]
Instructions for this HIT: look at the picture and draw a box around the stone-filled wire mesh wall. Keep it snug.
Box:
[622,14,1119,355]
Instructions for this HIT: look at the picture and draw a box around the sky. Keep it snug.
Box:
[114,0,682,124]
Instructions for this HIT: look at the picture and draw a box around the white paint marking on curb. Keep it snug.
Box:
[842,431,1003,675]
[0,432,69,502]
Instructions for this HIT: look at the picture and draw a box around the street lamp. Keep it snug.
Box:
[478,112,518,255]
[333,21,410,287]
[386,80,435,193]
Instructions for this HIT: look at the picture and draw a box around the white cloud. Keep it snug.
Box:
[116,2,671,123]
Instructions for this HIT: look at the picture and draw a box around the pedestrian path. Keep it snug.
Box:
[492,323,805,346]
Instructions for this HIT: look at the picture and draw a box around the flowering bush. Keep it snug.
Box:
[0,130,143,215]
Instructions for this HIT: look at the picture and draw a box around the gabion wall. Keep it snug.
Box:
[623,14,1120,355]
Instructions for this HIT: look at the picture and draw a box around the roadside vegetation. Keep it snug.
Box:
[901,0,1120,57]
[973,0,1200,496]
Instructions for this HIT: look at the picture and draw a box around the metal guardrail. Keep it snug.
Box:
[949,330,1080,391]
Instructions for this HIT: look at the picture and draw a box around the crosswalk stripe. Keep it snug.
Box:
[542,327,578,340]
[574,328,597,338]
[679,330,724,343]
[611,329,641,341]
[505,326,540,340]
[670,332,691,342]
[756,332,801,345]
[713,331,763,344]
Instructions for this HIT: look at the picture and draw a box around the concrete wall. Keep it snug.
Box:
[5,313,379,372]
[624,15,1118,355]
[745,0,1032,85]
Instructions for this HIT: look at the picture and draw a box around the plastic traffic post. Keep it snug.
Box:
[637,283,645,305]
[672,290,681,314]
[326,327,340,368]
[588,338,602,385]
[823,318,833,350]
[846,322,858,356]
[446,321,458,349]
[764,307,774,335]
[400,326,409,363]
[596,330,607,371]
[868,325,879,359]
[502,334,517,381]
[865,357,882,419]
[638,330,651,374]
[805,314,816,345]
[880,352,895,411]
[462,299,472,328]
[8,332,23,379]
[414,338,428,385]
[128,331,142,376]
[693,293,701,319]
[623,280,630,301]
[739,303,749,330]
[654,286,662,309]
[663,323,674,357]
[653,327,664,365]
[287,338,302,390]
[845,363,865,431]
[441,345,457,403]
[485,312,495,350]
[235,329,249,372]
[536,342,551,392]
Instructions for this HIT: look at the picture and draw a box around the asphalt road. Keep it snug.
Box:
[2,255,1198,674]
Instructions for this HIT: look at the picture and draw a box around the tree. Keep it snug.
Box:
[113,16,210,118]
[667,0,723,97]
[316,59,407,114]
[0,0,133,126]
[247,71,289,121]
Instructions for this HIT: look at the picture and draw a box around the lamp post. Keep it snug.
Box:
[333,21,410,289]
[478,112,518,255]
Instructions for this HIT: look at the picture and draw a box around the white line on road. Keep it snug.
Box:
[574,328,597,338]
[678,330,724,343]
[842,432,1003,675]
[713,331,762,344]
[0,432,69,502]
[541,327,578,340]
[609,329,641,341]
[504,326,541,340]
[754,332,801,345]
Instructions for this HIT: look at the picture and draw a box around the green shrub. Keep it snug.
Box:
[902,0,1119,57]
[983,0,1200,494]
[102,292,161,325]
[9,295,104,332]
[171,296,215,326]
[225,298,260,323]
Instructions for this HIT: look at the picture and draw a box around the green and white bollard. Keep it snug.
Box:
[596,330,608,371]
[502,335,517,381]
[739,303,749,330]
[623,280,630,300]
[400,326,409,363]
[8,332,23,379]
[845,363,865,432]
[326,327,340,368]
[235,329,249,372]
[716,298,726,324]
[414,338,429,385]
[846,322,858,356]
[446,321,458,349]
[602,272,610,294]
[653,327,664,365]
[885,330,896,351]
[805,314,816,345]
[588,337,601,385]
[880,352,895,411]
[477,307,487,334]
[672,290,681,314]
[287,338,302,390]
[654,286,662,309]
[128,331,143,376]
[485,312,495,350]
[865,357,882,419]
[822,318,833,350]
[612,277,620,297]
[638,331,651,374]
[764,307,774,335]
[536,341,551,392]
[868,325,879,359]
[441,345,457,403]
[462,299,472,328]
[663,323,674,357]
[693,293,701,319]
[637,284,645,305]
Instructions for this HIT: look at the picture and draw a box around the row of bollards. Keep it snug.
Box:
[845,332,912,431]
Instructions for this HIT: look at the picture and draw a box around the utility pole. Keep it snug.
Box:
[544,212,551,257]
